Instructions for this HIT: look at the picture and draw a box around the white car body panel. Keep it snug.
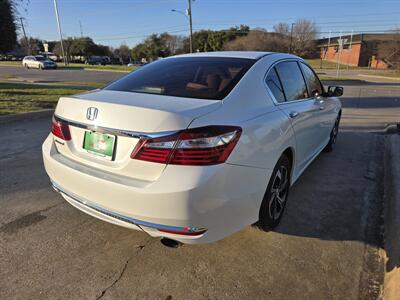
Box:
[42,52,341,244]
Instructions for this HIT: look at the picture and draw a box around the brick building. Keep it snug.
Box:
[317,33,398,69]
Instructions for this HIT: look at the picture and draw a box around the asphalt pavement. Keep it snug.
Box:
[0,65,125,84]
[0,75,399,299]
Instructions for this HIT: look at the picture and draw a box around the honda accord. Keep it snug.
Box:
[42,52,342,244]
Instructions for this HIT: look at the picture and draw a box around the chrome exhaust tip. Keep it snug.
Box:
[160,238,182,248]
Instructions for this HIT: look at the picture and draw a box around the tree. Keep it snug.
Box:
[69,37,96,59]
[291,19,318,58]
[131,33,184,61]
[163,34,185,55]
[272,19,318,57]
[93,44,111,56]
[53,37,111,62]
[273,23,290,36]
[224,29,289,52]
[131,43,148,61]
[0,0,18,54]
[114,44,131,63]
[54,37,74,61]
[19,37,43,55]
[187,25,250,52]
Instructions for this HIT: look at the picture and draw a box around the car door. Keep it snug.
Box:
[26,57,32,67]
[299,62,331,149]
[29,57,37,68]
[265,60,323,173]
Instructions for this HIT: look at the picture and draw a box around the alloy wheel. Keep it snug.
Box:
[268,166,289,220]
[331,118,339,146]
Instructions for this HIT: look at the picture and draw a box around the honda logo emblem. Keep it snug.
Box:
[86,107,98,121]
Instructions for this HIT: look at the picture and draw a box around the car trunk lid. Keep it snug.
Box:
[52,90,221,181]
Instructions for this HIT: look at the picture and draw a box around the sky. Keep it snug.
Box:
[19,0,400,48]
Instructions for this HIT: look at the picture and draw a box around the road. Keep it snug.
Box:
[0,78,399,299]
[0,65,125,84]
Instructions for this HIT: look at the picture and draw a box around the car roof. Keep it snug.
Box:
[172,51,275,60]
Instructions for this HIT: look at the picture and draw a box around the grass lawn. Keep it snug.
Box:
[358,70,400,79]
[0,61,21,66]
[319,76,360,81]
[305,59,361,70]
[0,82,97,115]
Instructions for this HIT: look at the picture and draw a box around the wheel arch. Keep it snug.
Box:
[282,147,295,181]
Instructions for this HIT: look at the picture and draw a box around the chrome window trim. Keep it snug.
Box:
[263,58,315,106]
[54,115,179,139]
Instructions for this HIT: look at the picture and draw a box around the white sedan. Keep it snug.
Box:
[42,52,342,244]
[22,55,57,69]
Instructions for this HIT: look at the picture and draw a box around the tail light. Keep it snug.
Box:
[51,116,71,141]
[131,126,242,166]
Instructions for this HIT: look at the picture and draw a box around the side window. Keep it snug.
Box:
[265,67,285,103]
[275,61,309,101]
[301,63,323,97]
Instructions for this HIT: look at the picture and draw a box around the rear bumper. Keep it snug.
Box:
[42,134,270,244]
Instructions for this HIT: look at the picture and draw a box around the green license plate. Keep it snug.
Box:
[83,131,115,159]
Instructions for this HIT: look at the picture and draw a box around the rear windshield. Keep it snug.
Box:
[104,57,255,100]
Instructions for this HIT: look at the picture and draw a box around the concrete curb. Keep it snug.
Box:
[0,109,54,125]
[384,134,400,299]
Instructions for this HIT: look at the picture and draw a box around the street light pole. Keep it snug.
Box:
[19,18,30,55]
[289,23,294,54]
[188,0,193,53]
[53,0,67,65]
[172,0,194,53]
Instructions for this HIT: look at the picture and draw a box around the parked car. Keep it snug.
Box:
[43,52,343,244]
[127,61,143,67]
[22,55,57,69]
[85,56,106,65]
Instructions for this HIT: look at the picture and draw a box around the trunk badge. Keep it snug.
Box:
[86,107,98,121]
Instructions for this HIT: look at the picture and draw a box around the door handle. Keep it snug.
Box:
[289,111,299,118]
[319,106,325,110]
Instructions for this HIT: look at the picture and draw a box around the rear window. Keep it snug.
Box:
[105,57,255,100]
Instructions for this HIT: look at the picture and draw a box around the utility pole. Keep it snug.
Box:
[187,0,193,53]
[336,31,342,78]
[79,20,83,37]
[172,0,194,53]
[53,0,67,65]
[289,23,294,54]
[320,30,331,69]
[347,30,353,70]
[20,18,30,55]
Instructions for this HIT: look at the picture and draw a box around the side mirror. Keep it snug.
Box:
[327,86,343,97]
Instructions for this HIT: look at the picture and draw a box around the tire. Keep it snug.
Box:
[258,154,291,231]
[25,64,29,69]
[324,114,341,152]
[39,64,43,70]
